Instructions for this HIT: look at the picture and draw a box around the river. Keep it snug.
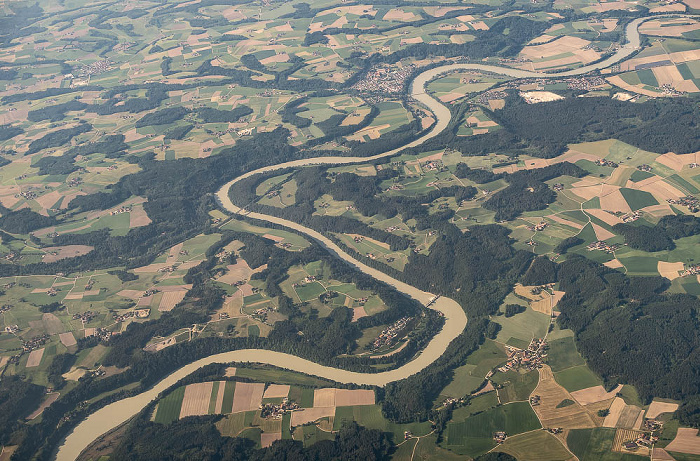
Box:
[55,14,669,460]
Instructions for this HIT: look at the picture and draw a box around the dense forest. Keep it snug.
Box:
[556,255,700,425]
[422,94,700,158]
[613,215,700,252]
[111,417,391,461]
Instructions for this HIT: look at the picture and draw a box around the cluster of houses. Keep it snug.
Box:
[667,196,700,212]
[620,210,641,223]
[622,432,659,451]
[110,205,132,216]
[595,159,618,168]
[637,164,653,172]
[493,431,507,443]
[73,311,97,323]
[527,221,548,232]
[587,240,622,254]
[259,398,300,419]
[370,316,412,351]
[251,306,273,324]
[680,263,700,277]
[476,90,508,105]
[157,265,176,273]
[553,183,565,191]
[499,338,547,373]
[67,176,83,188]
[22,334,49,352]
[84,327,113,341]
[78,59,112,77]
[4,324,19,334]
[112,309,150,323]
[352,65,416,96]
[292,275,318,288]
[16,189,37,200]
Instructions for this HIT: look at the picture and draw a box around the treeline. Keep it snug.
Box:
[135,106,189,128]
[196,105,253,123]
[421,93,700,158]
[111,417,391,460]
[0,124,23,141]
[613,215,700,252]
[25,122,92,155]
[27,99,87,122]
[0,376,44,445]
[0,206,55,234]
[483,163,586,221]
[34,134,129,175]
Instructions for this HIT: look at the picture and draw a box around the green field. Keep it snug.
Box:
[567,428,648,461]
[444,402,541,457]
[547,337,586,372]
[554,366,603,392]
[154,386,186,424]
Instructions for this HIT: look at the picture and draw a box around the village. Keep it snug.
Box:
[370,316,413,352]
[498,338,548,373]
[352,64,416,98]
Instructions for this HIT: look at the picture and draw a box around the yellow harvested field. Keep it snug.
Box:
[26,348,45,368]
[0,356,8,369]
[600,189,632,214]
[336,389,375,406]
[641,203,674,218]
[214,380,226,414]
[217,259,267,285]
[313,388,337,407]
[263,384,290,399]
[470,21,489,30]
[645,400,679,419]
[261,432,281,448]
[638,179,683,202]
[260,53,289,65]
[592,223,615,241]
[129,207,152,228]
[488,99,505,110]
[225,367,237,377]
[424,6,466,17]
[533,365,595,429]
[548,214,583,230]
[180,382,214,418]
[383,8,416,21]
[58,332,77,347]
[352,306,367,322]
[603,398,626,427]
[667,428,700,455]
[685,0,700,8]
[585,209,623,227]
[650,2,687,11]
[570,384,622,406]
[521,36,599,67]
[652,448,677,460]
[604,259,624,269]
[291,406,335,426]
[232,382,265,413]
[158,290,188,312]
[640,18,700,36]
[41,245,94,263]
[656,152,696,171]
[657,261,685,280]
[117,290,142,299]
[570,185,603,202]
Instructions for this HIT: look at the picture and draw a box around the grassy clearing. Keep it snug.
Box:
[547,337,586,372]
[567,428,646,461]
[554,366,603,392]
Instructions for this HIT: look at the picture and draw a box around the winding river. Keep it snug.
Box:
[55,14,672,460]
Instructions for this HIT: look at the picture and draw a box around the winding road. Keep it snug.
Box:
[55,14,672,461]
